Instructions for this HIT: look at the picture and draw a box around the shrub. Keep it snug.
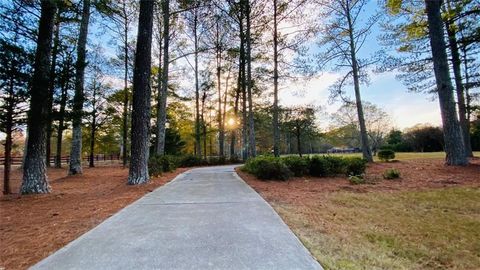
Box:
[148,155,177,177]
[178,154,206,167]
[349,175,365,185]
[378,149,395,162]
[207,156,227,166]
[282,156,309,177]
[309,155,347,177]
[309,156,331,177]
[243,156,292,181]
[383,168,401,179]
[344,157,367,176]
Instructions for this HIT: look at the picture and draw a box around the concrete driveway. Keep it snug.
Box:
[31,165,322,270]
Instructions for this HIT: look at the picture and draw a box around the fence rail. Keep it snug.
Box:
[0,154,121,166]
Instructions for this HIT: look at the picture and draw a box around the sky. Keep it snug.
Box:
[277,1,442,130]
[93,0,444,131]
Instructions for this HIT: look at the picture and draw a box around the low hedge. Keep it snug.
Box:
[242,155,368,180]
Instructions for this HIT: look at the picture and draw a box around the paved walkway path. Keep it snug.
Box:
[32,165,322,270]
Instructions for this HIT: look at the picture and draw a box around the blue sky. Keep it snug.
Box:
[279,0,442,130]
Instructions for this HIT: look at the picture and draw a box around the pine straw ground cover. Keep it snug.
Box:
[237,158,480,270]
[0,164,188,270]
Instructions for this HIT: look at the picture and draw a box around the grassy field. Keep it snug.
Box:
[298,151,480,161]
[274,187,480,270]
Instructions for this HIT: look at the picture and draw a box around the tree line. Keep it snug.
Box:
[1,0,479,194]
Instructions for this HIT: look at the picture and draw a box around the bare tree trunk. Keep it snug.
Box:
[272,0,280,157]
[216,18,225,157]
[155,10,163,155]
[230,68,241,158]
[3,79,14,194]
[245,0,256,158]
[122,1,129,167]
[194,10,202,157]
[55,57,70,168]
[128,0,154,184]
[21,0,57,194]
[46,15,60,167]
[157,0,170,156]
[346,2,372,162]
[89,83,97,168]
[296,129,302,157]
[69,0,91,175]
[444,6,473,157]
[425,0,467,165]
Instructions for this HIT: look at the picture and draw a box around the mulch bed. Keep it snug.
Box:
[237,158,480,205]
[0,164,187,270]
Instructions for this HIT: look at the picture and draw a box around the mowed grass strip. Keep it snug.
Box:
[272,187,480,270]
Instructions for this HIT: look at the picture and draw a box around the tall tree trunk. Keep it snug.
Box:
[245,0,256,157]
[155,15,163,155]
[46,15,60,167]
[69,0,91,175]
[296,128,302,157]
[425,0,467,165]
[121,1,130,167]
[216,18,225,157]
[21,0,57,194]
[157,0,170,156]
[230,67,241,158]
[55,66,68,168]
[272,0,280,157]
[194,10,202,157]
[89,83,97,168]
[238,11,248,161]
[3,79,14,194]
[127,0,154,184]
[444,7,473,157]
[346,2,372,162]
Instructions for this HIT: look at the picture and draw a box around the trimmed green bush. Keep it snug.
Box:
[349,175,365,185]
[148,155,178,177]
[282,156,309,177]
[378,149,395,162]
[178,154,206,167]
[243,156,292,181]
[309,156,331,177]
[344,157,367,176]
[383,168,401,179]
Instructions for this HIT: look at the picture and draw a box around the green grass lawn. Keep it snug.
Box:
[274,187,480,270]
[294,151,480,161]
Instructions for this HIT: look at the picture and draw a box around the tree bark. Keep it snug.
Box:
[216,18,225,157]
[272,0,280,157]
[21,0,57,194]
[89,82,97,168]
[46,15,60,167]
[346,1,373,162]
[245,0,256,158]
[127,0,154,184]
[122,2,129,167]
[55,63,69,168]
[157,0,170,156]
[425,0,468,165]
[444,6,473,157]
[69,0,91,175]
[155,12,163,155]
[3,77,14,194]
[194,9,202,157]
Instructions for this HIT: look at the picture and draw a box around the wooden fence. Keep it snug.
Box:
[0,154,121,166]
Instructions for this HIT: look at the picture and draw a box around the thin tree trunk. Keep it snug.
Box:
[69,0,91,175]
[296,128,302,157]
[245,0,255,157]
[444,6,473,157]
[55,69,68,168]
[346,2,372,162]
[122,2,129,167]
[21,0,57,194]
[89,82,97,168]
[425,0,467,165]
[3,79,14,194]
[216,18,225,157]
[128,0,154,184]
[273,0,280,157]
[46,15,60,167]
[157,0,170,156]
[155,11,163,154]
[230,68,241,158]
[194,10,202,157]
